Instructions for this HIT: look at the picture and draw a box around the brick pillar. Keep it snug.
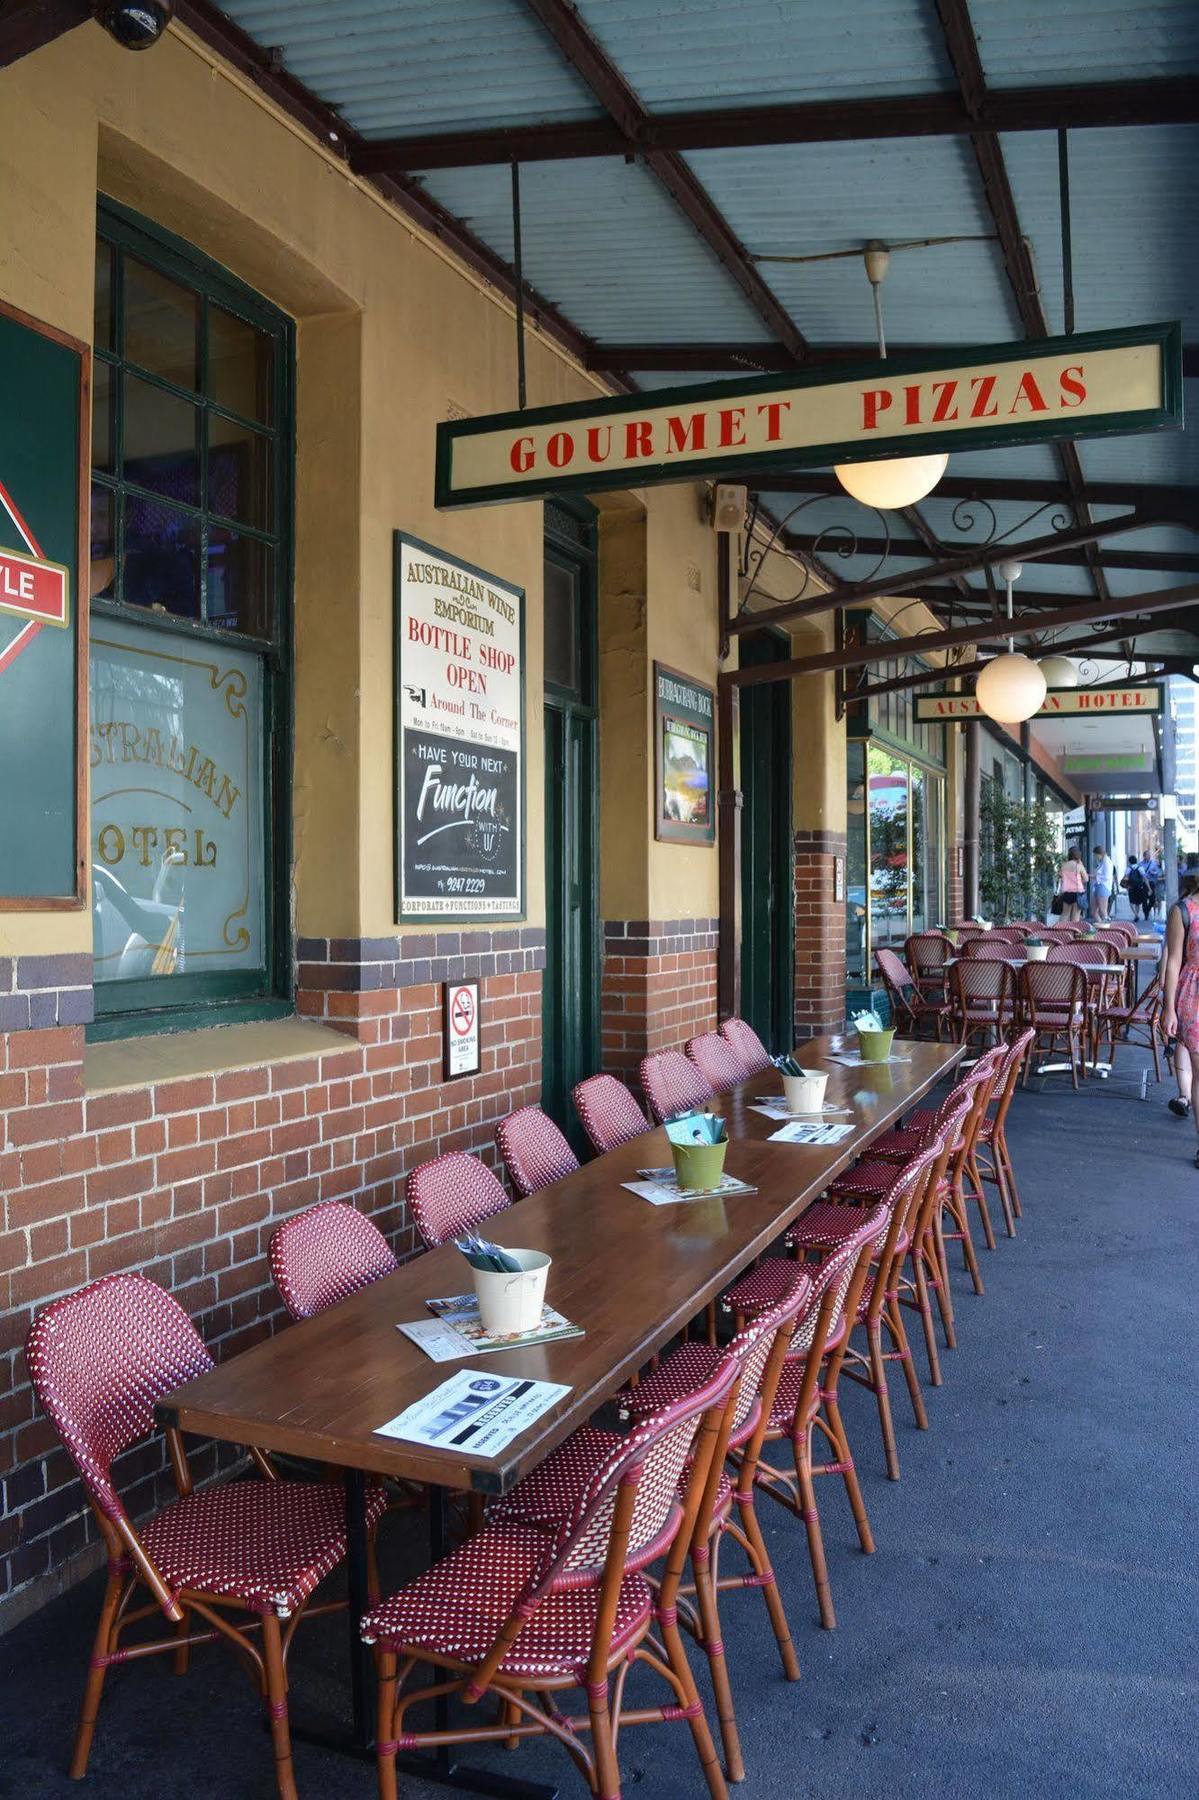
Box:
[947,842,964,928]
[793,829,847,1039]
[601,919,719,1081]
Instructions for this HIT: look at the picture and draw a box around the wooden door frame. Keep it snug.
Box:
[737,625,794,1053]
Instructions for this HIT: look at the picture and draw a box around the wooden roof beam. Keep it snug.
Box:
[0,0,89,68]
[584,341,1199,376]
[350,77,1199,171]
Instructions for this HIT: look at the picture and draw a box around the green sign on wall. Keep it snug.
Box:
[0,302,88,908]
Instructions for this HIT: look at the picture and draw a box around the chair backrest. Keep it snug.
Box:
[906,933,951,980]
[269,1201,398,1322]
[991,1027,1034,1129]
[1047,940,1107,965]
[1020,959,1086,1017]
[495,1105,580,1198]
[719,1015,774,1076]
[951,957,1014,1010]
[722,1265,812,1438]
[789,1201,890,1360]
[639,1049,713,1124]
[571,1073,648,1155]
[407,1150,511,1249]
[989,926,1026,943]
[685,1030,746,1093]
[26,1273,214,1523]
[874,947,916,1015]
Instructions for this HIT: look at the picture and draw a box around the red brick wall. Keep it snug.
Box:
[0,937,542,1620]
[601,919,719,1081]
[793,830,848,1039]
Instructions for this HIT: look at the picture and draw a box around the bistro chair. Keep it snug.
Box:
[640,1049,714,1124]
[496,1104,580,1198]
[269,1200,398,1322]
[686,1030,747,1092]
[1094,967,1164,1082]
[949,957,1016,1049]
[572,1073,649,1154]
[363,1357,738,1800]
[905,932,952,1002]
[972,1027,1035,1235]
[1017,960,1089,1089]
[26,1273,387,1800]
[407,1149,511,1248]
[874,947,949,1040]
[719,1015,774,1077]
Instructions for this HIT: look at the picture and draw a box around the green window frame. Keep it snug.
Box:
[88,198,294,1039]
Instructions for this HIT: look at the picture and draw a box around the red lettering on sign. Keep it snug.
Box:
[862,388,892,430]
[1059,364,1086,407]
[931,379,959,423]
[903,385,922,425]
[666,413,706,454]
[969,374,998,419]
[0,549,68,626]
[718,407,746,448]
[586,425,612,463]
[756,400,791,441]
[547,432,574,468]
[510,436,535,473]
[1011,371,1048,413]
[625,420,653,459]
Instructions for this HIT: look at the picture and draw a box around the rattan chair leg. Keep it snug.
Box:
[588,1677,622,1800]
[887,1294,928,1431]
[823,1394,874,1555]
[656,1616,729,1800]
[376,1650,400,1800]
[262,1613,298,1800]
[173,1604,192,1676]
[734,1496,800,1681]
[966,1153,997,1251]
[691,1550,743,1782]
[69,1567,123,1779]
[792,1436,836,1629]
[866,1317,901,1481]
[931,1212,962,1334]
[999,1135,1022,1219]
[910,1250,944,1384]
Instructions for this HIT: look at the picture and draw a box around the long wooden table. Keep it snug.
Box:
[159,1035,962,1783]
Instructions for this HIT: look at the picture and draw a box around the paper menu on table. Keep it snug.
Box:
[749,1102,853,1120]
[375,1369,570,1454]
[825,1052,912,1067]
[398,1295,584,1362]
[624,1170,758,1206]
[767,1120,856,1145]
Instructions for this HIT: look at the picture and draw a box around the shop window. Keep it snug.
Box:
[848,743,946,982]
[88,200,293,1038]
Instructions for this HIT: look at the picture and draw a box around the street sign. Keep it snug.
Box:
[435,322,1182,509]
[913,684,1163,723]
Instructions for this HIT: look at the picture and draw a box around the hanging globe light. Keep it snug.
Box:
[834,244,947,511]
[1038,652,1079,688]
[834,451,949,509]
[975,561,1047,724]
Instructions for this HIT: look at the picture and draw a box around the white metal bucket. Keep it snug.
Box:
[472,1249,551,1335]
[782,1070,829,1113]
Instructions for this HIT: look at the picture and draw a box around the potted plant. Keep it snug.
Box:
[1025,933,1049,961]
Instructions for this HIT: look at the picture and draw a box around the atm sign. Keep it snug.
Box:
[0,546,69,627]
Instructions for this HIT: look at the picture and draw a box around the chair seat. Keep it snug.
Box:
[827,1158,906,1201]
[489,1426,624,1532]
[784,1201,871,1252]
[1028,1008,1084,1027]
[138,1477,388,1617]
[868,1123,935,1161]
[361,1521,652,1680]
[617,1342,765,1458]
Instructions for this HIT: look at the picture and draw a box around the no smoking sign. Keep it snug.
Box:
[443,979,481,1079]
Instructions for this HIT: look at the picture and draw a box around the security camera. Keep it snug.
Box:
[94,2,175,51]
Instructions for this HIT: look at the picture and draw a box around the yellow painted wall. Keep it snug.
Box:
[0,21,727,961]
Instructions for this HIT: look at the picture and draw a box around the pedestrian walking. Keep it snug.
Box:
[1055,846,1088,922]
[1162,853,1199,1159]
[1091,844,1115,921]
[1141,848,1163,919]
[1123,857,1152,921]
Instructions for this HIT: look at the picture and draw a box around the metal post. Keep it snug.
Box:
[716,534,742,1021]
[510,159,527,410]
[1058,128,1075,335]
[963,721,980,917]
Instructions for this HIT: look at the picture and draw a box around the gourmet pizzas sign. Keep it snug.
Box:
[394,533,524,920]
[434,323,1182,508]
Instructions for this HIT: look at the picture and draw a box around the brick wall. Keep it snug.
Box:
[793,830,848,1038]
[600,918,719,1080]
[0,932,543,1624]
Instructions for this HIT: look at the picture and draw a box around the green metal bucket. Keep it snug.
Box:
[670,1139,728,1192]
[856,1027,895,1063]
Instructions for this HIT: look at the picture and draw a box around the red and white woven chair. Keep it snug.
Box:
[26,1273,387,1800]
[874,947,949,1039]
[269,1200,397,1322]
[407,1150,511,1249]
[495,1104,580,1198]
[1094,968,1163,1083]
[363,1356,738,1800]
[949,957,1016,1050]
[1016,960,1089,1089]
[639,1049,714,1124]
[685,1030,747,1093]
[719,1016,774,1077]
[905,931,952,1002]
[571,1073,649,1155]
[972,1027,1034,1235]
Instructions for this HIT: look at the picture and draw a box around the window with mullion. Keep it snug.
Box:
[88,198,293,1039]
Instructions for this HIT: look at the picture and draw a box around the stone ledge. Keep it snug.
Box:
[83,1017,355,1096]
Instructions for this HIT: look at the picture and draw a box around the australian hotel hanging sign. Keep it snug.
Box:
[395,533,525,919]
[913,684,1163,723]
[434,323,1182,508]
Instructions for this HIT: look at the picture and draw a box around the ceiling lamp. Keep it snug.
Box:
[834,243,948,510]
[1038,652,1079,688]
[975,561,1047,724]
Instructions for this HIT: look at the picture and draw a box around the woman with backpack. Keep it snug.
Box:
[1161,854,1199,1163]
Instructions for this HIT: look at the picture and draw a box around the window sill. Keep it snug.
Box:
[83,1016,355,1096]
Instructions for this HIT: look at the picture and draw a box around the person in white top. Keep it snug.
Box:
[1090,844,1115,920]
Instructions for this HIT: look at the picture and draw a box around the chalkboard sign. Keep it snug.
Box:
[0,301,88,909]
[394,533,525,920]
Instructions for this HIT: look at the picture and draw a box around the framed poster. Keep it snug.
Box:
[0,300,89,909]
[654,662,716,846]
[444,979,481,1078]
[395,533,525,920]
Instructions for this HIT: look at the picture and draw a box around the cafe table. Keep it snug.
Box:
[160,1034,963,1790]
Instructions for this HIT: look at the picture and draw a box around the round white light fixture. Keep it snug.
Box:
[976,653,1047,723]
[1038,653,1079,689]
[834,451,949,510]
[974,559,1047,724]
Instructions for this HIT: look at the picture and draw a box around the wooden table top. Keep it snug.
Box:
[161,1036,962,1495]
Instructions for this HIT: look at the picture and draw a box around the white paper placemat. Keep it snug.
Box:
[767,1120,856,1145]
[375,1369,570,1454]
